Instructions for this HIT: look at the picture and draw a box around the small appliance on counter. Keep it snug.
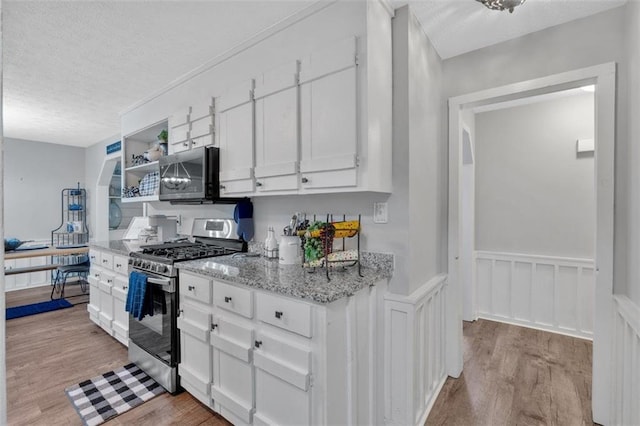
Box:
[122,215,178,248]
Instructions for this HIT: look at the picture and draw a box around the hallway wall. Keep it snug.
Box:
[474,92,595,259]
[443,4,627,295]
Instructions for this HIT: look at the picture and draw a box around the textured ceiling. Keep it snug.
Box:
[2,0,628,148]
[2,0,316,147]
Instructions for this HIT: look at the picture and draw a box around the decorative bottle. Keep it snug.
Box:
[264,227,278,259]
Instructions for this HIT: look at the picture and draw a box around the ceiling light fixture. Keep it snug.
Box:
[476,0,525,13]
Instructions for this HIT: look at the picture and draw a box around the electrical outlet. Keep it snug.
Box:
[373,202,388,224]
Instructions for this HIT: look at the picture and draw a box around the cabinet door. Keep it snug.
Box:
[210,317,254,424]
[177,303,212,407]
[169,123,191,154]
[190,116,215,149]
[217,80,255,195]
[98,272,114,334]
[254,61,299,193]
[253,331,312,426]
[87,269,101,325]
[299,37,358,190]
[111,275,129,346]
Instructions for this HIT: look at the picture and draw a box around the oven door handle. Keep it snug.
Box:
[147,276,172,287]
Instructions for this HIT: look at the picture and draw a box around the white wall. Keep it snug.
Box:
[475,93,595,258]
[443,5,628,294]
[4,137,85,241]
[405,6,446,294]
[625,1,640,306]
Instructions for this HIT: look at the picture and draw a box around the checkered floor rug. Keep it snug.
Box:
[65,363,165,426]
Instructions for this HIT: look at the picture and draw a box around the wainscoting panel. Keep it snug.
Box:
[611,295,640,426]
[475,251,594,339]
[384,275,447,426]
[4,240,53,291]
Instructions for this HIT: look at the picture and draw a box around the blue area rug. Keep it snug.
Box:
[6,298,73,320]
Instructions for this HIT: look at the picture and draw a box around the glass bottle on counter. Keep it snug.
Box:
[264,227,278,259]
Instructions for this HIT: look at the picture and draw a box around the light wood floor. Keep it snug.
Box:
[426,319,594,426]
[6,285,231,426]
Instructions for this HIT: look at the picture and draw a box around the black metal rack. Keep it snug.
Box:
[300,213,362,281]
[51,183,89,269]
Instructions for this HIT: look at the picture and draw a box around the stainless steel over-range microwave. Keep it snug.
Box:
[158,146,220,203]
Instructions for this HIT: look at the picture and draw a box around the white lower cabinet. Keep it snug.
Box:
[211,317,254,425]
[87,247,130,346]
[111,275,129,346]
[178,269,385,426]
[98,271,115,335]
[178,272,213,408]
[253,331,312,426]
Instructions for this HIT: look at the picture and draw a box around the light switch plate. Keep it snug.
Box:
[373,202,388,224]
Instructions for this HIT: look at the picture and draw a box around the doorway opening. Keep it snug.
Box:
[447,63,616,425]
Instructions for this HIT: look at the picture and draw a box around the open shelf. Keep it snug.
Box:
[125,161,159,174]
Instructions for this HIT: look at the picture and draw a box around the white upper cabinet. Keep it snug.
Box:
[189,97,216,150]
[299,37,358,191]
[168,106,191,154]
[217,80,255,196]
[254,61,300,194]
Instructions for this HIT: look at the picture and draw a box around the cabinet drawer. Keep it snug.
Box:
[190,115,214,138]
[113,255,128,275]
[88,250,101,265]
[253,331,311,390]
[213,281,253,319]
[180,272,212,304]
[100,253,114,270]
[256,293,312,338]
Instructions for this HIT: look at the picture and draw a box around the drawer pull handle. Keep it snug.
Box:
[256,182,262,187]
[183,142,189,147]
[220,184,226,190]
[211,323,218,330]
[123,286,128,290]
[116,263,121,268]
[224,296,232,303]
[301,177,309,183]
[107,279,113,284]
[177,309,183,317]
[254,340,262,348]
[102,259,108,263]
[188,285,195,291]
[275,311,283,319]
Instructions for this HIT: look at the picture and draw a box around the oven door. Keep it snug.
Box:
[128,273,178,367]
[158,146,218,201]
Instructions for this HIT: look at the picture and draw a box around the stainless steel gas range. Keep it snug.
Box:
[127,218,247,393]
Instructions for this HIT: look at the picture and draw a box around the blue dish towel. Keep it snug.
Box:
[234,200,254,241]
[126,271,148,321]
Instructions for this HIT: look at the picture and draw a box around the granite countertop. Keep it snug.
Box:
[90,240,140,256]
[178,252,393,304]
[90,240,394,304]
